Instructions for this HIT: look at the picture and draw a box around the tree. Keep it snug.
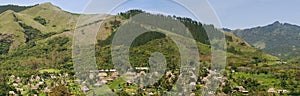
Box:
[49,85,70,96]
[34,16,47,25]
[0,41,10,54]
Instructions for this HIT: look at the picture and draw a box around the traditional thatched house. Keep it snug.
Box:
[100,80,108,84]
[267,88,276,93]
[125,72,136,76]
[106,77,114,82]
[277,89,288,93]
[10,75,15,79]
[190,82,196,86]
[16,88,24,92]
[12,83,18,87]
[44,87,51,93]
[111,72,119,79]
[98,72,108,77]
[81,86,90,92]
[190,93,195,96]
[135,67,149,70]
[9,91,16,95]
[94,81,103,87]
[149,92,154,95]
[31,85,39,90]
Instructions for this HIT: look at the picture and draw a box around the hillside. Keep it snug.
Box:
[0,4,36,13]
[2,3,299,96]
[0,3,105,54]
[232,21,300,60]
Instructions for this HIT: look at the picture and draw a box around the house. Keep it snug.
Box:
[267,88,276,93]
[190,82,196,86]
[44,87,51,93]
[233,86,246,92]
[190,93,195,96]
[100,80,108,84]
[13,83,18,87]
[242,90,249,93]
[139,71,146,76]
[125,72,136,76]
[135,67,149,70]
[50,74,56,79]
[16,77,22,83]
[277,90,288,93]
[98,72,108,77]
[110,69,117,72]
[81,86,90,92]
[16,88,24,92]
[127,79,134,84]
[231,70,235,73]
[89,73,95,79]
[202,77,209,83]
[106,77,114,82]
[149,92,154,95]
[111,72,119,78]
[10,75,15,79]
[166,71,174,78]
[35,76,41,81]
[9,91,16,95]
[31,85,39,90]
[94,81,103,87]
[38,82,44,85]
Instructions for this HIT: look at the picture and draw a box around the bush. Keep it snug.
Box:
[47,37,70,46]
[0,41,10,54]
[18,23,42,42]
[34,16,47,25]
[49,85,70,96]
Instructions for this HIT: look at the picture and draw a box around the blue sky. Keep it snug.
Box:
[1,0,299,29]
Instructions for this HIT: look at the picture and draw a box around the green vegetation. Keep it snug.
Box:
[0,40,11,54]
[0,3,299,96]
[0,4,36,13]
[33,16,47,25]
[232,21,300,61]
[18,22,43,42]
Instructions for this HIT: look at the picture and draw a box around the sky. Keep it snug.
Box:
[0,0,299,29]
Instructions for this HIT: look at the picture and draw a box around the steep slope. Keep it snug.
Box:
[0,4,36,13]
[232,21,300,60]
[0,3,104,54]
[0,10,26,51]
[20,2,79,33]
[96,11,279,70]
[0,5,284,95]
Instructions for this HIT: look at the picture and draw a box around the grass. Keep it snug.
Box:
[108,77,126,89]
[233,72,280,87]
[39,69,60,73]
[88,85,115,96]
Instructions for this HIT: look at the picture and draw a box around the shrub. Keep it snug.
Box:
[34,16,47,25]
[0,41,11,54]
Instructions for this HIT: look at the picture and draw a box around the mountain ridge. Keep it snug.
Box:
[3,3,299,96]
[232,21,300,60]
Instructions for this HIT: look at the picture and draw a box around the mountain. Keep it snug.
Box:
[0,3,278,76]
[1,3,290,95]
[0,4,36,13]
[0,2,105,54]
[232,21,300,60]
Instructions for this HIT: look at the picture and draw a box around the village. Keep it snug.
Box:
[6,66,289,95]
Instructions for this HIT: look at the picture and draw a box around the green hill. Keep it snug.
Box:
[232,21,300,60]
[0,4,36,13]
[0,6,278,76]
[1,3,293,95]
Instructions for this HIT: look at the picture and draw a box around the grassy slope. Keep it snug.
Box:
[0,5,287,95]
[20,2,79,33]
